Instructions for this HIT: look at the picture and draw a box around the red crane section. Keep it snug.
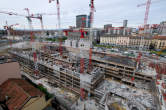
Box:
[149,62,166,80]
[4,23,19,31]
[4,22,19,47]
[80,17,86,39]
[80,0,96,100]
[137,0,152,25]
[132,52,142,81]
[56,0,63,56]
[144,0,151,25]
[80,17,87,74]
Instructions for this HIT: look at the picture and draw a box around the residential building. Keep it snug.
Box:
[116,36,130,46]
[129,36,152,49]
[0,79,49,110]
[100,36,152,49]
[152,36,166,49]
[100,35,129,46]
[65,28,101,48]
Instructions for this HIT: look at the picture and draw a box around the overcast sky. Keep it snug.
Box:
[0,0,166,30]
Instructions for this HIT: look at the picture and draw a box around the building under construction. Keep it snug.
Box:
[9,45,104,95]
[8,43,160,110]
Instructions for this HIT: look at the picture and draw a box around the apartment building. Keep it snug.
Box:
[152,36,166,49]
[100,35,130,46]
[100,35,166,50]
[129,36,152,49]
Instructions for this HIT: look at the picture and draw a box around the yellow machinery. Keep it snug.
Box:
[158,46,166,56]
[110,103,126,110]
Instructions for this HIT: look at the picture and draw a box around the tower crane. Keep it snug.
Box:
[0,11,21,33]
[137,0,152,26]
[24,9,57,40]
[137,0,151,51]
[49,0,63,56]
[80,0,96,100]
[0,10,33,32]
[132,0,153,80]
[88,0,95,71]
[137,0,162,50]
[137,0,161,8]
[4,21,19,37]
[56,0,63,56]
[80,17,86,74]
[24,8,34,31]
[4,21,19,47]
[24,8,40,76]
[137,0,162,31]
[32,13,57,38]
[1,9,55,76]
[0,10,34,47]
[0,10,18,16]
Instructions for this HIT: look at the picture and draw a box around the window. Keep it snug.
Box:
[81,44,84,47]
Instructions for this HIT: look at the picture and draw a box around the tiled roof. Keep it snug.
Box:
[0,79,43,110]
[129,36,152,39]
[153,36,166,40]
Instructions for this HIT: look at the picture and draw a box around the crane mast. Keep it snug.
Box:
[39,15,44,33]
[49,0,63,55]
[80,17,86,74]
[30,13,57,39]
[24,8,39,76]
[37,14,45,38]
[137,0,152,50]
[56,0,61,30]
[88,0,95,71]
[89,0,94,46]
[24,8,33,30]
[144,0,151,25]
[4,21,19,47]
[80,0,96,100]
[0,9,57,76]
[56,0,63,56]
[4,21,10,36]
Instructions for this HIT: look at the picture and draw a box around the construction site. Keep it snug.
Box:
[0,0,166,110]
[7,41,165,110]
